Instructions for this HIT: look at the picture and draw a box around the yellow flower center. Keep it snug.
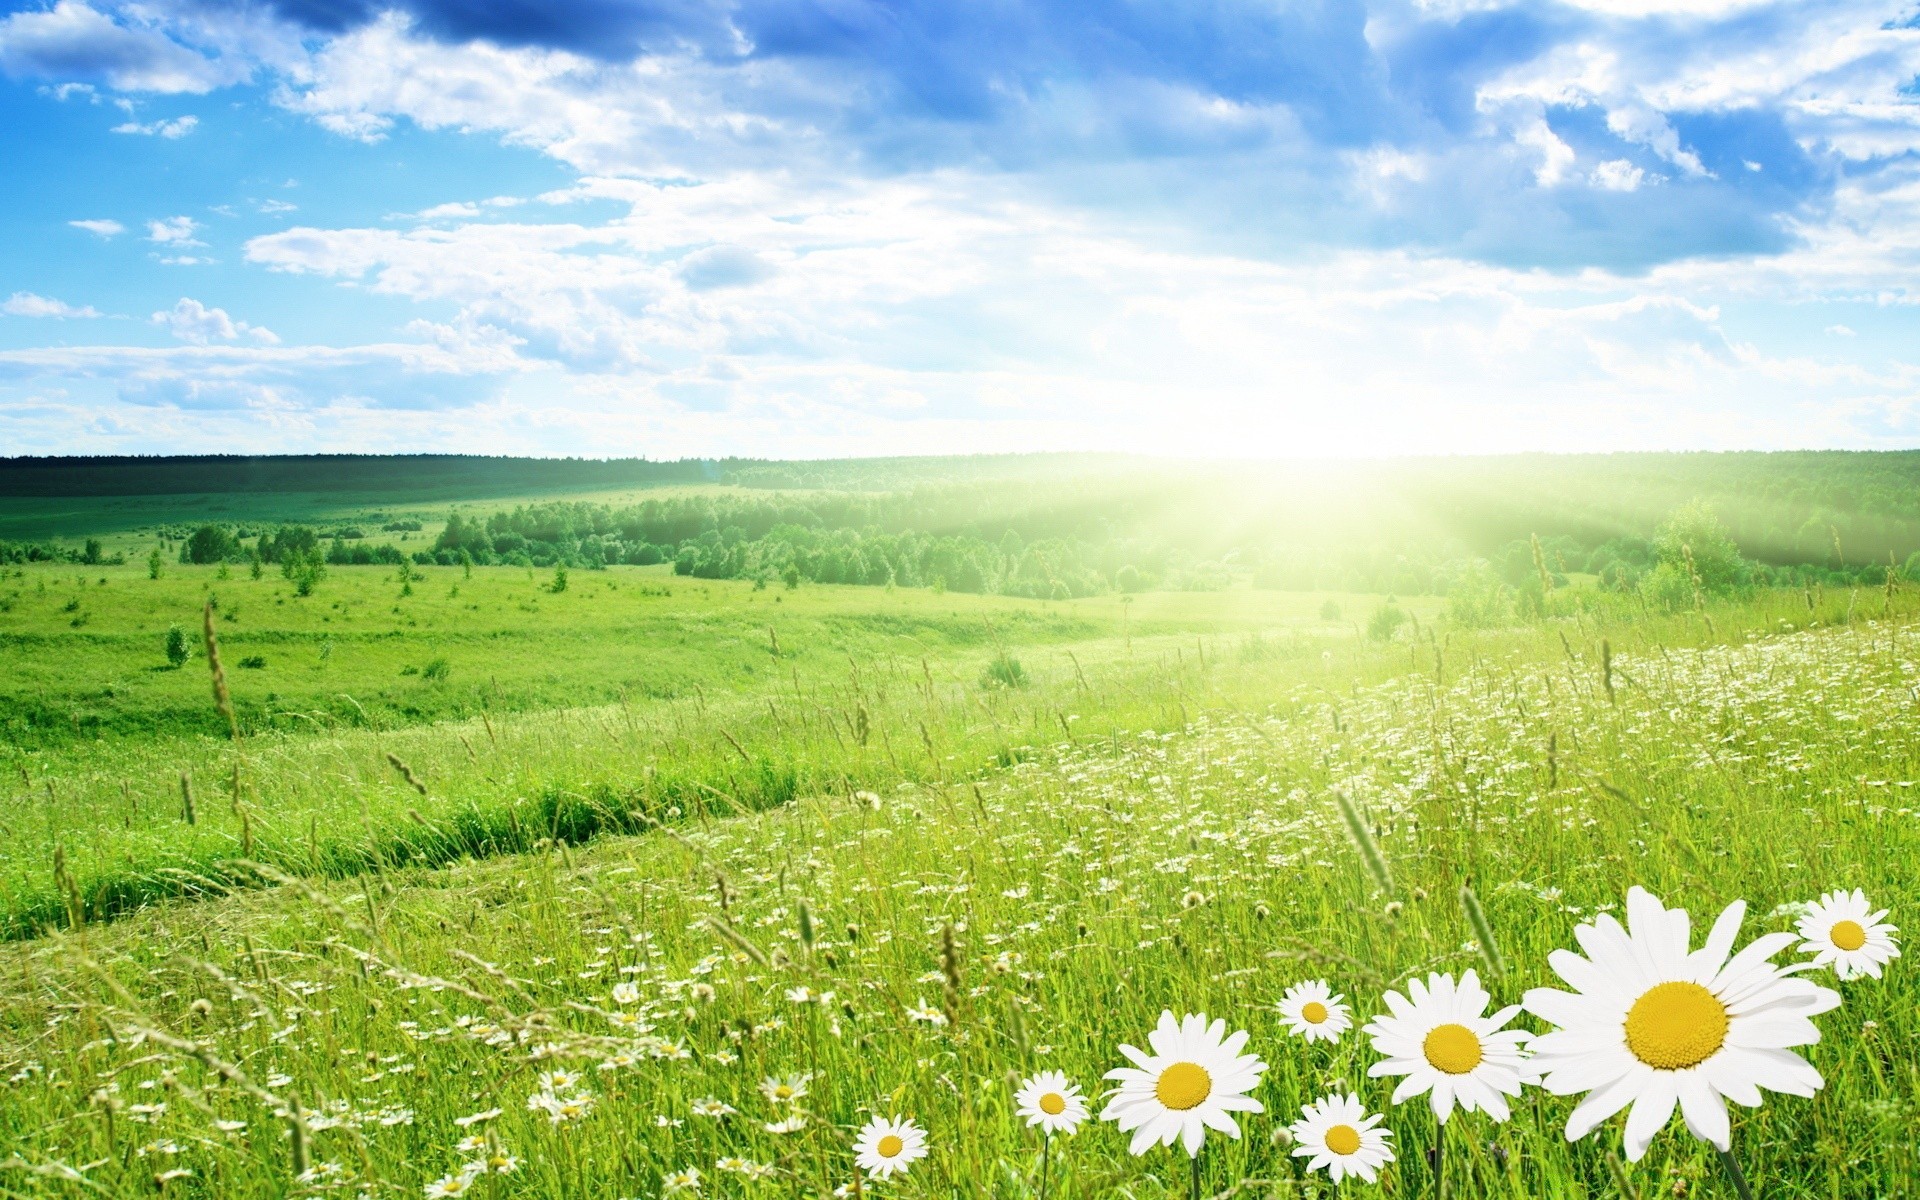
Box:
[1039,1093,1066,1115]
[1624,981,1729,1070]
[1325,1124,1362,1155]
[1301,1001,1329,1024]
[1831,920,1867,951]
[1422,1023,1483,1075]
[774,1086,793,1099]
[877,1135,904,1158]
[1154,1062,1213,1111]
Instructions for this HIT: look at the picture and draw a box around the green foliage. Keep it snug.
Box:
[550,563,569,593]
[163,624,190,668]
[147,546,162,579]
[186,524,238,564]
[420,656,451,682]
[1654,500,1749,594]
[980,650,1029,689]
[1366,598,1407,641]
[282,550,326,597]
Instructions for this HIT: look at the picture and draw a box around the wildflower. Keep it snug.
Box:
[612,982,641,1005]
[906,998,948,1026]
[453,1108,501,1127]
[536,1069,582,1092]
[1014,1070,1088,1135]
[1100,1011,1267,1157]
[456,1135,487,1153]
[1796,889,1899,980]
[690,1097,736,1118]
[759,1073,812,1105]
[853,1115,928,1179]
[1288,1093,1394,1184]
[661,1166,702,1192]
[484,1152,521,1175]
[1363,969,1534,1123]
[765,1114,810,1134]
[424,1174,475,1197]
[1275,980,1352,1044]
[1523,887,1841,1161]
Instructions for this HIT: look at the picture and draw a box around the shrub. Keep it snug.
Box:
[1366,599,1407,642]
[164,625,191,668]
[980,651,1029,689]
[421,657,451,682]
[238,655,267,669]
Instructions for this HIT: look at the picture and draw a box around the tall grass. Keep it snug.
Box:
[0,587,1912,1198]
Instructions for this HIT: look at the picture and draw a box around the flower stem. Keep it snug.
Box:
[1190,1152,1202,1200]
[1716,1149,1758,1200]
[1039,1134,1051,1200]
[1434,1119,1447,1200]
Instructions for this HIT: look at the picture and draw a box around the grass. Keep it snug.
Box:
[0,561,1422,935]
[0,572,1911,1197]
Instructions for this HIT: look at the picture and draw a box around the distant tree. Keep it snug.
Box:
[1366,599,1407,642]
[282,550,326,597]
[1319,600,1342,622]
[550,564,569,593]
[147,547,164,580]
[186,525,237,564]
[164,625,190,668]
[782,563,801,590]
[82,538,103,565]
[1115,564,1142,594]
[1654,501,1749,594]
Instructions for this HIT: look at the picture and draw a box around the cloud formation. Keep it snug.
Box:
[3,0,1919,455]
[151,297,278,345]
[4,291,103,318]
[112,112,196,136]
[0,1,248,93]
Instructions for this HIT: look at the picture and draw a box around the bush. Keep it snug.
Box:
[238,655,267,669]
[980,651,1029,689]
[1319,600,1341,621]
[1366,599,1407,642]
[164,626,191,668]
[421,656,451,681]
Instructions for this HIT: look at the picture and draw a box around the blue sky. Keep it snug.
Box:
[2,0,1918,458]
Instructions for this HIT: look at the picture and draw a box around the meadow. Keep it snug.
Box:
[0,547,1912,1197]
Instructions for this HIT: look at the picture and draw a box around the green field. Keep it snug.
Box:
[0,460,1913,1199]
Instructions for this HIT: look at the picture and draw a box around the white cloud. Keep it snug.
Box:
[112,114,197,138]
[146,215,203,246]
[0,1,246,94]
[1592,159,1647,192]
[4,291,102,318]
[69,217,124,237]
[151,297,277,345]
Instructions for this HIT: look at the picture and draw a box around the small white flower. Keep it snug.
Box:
[1014,1071,1088,1135]
[1100,1011,1266,1158]
[1275,979,1352,1044]
[1364,969,1535,1124]
[853,1115,928,1179]
[1289,1092,1394,1184]
[1796,889,1899,980]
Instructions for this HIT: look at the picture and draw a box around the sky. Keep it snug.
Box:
[1,0,1918,460]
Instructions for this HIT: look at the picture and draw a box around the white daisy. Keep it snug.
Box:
[759,1073,813,1106]
[661,1166,702,1192]
[1523,886,1842,1162]
[1364,969,1535,1124]
[1288,1092,1394,1184]
[1276,979,1352,1044]
[1796,889,1899,981]
[853,1115,928,1179]
[1015,1071,1089,1135]
[1100,1010,1267,1158]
